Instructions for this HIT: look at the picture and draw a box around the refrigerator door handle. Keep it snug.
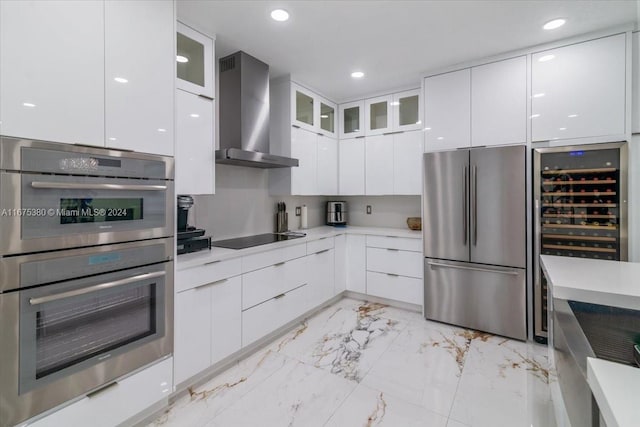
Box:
[472,165,478,246]
[463,166,468,245]
[427,261,520,276]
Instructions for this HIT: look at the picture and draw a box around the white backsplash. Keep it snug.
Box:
[342,195,421,229]
[192,165,423,240]
[192,164,329,240]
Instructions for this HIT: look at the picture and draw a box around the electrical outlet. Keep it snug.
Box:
[366,205,372,214]
[295,206,301,216]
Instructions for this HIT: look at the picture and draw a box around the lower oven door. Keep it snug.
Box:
[0,261,173,427]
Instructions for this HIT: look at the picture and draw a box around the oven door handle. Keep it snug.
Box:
[30,182,167,191]
[29,271,166,305]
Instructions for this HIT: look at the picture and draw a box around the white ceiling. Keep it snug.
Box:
[178,0,638,103]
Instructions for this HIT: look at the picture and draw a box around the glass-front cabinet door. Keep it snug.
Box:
[176,22,214,98]
[339,100,364,139]
[365,95,393,135]
[392,88,421,131]
[317,96,337,138]
[291,83,317,132]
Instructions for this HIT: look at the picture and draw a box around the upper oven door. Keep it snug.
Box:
[0,172,174,254]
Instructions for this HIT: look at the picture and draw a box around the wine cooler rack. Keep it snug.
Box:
[533,144,627,343]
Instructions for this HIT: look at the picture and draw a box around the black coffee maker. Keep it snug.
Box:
[176,195,211,254]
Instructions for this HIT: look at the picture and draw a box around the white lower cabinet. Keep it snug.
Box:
[174,276,241,385]
[366,272,422,305]
[242,284,310,346]
[366,247,423,279]
[242,256,307,309]
[29,358,173,427]
[307,248,335,305]
[334,234,347,294]
[345,235,367,293]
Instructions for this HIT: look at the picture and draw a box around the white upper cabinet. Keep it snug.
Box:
[290,127,318,195]
[316,136,338,195]
[176,22,214,98]
[290,83,337,137]
[365,95,393,136]
[365,135,394,194]
[176,90,214,195]
[338,138,365,195]
[471,56,527,147]
[339,100,365,139]
[633,32,639,134]
[317,96,338,138]
[105,1,174,155]
[531,33,626,142]
[424,69,471,151]
[392,89,422,132]
[291,83,317,132]
[0,0,104,146]
[393,131,423,195]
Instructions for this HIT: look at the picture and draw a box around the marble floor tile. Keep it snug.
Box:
[150,350,289,427]
[148,298,555,427]
[448,335,553,427]
[268,299,408,383]
[325,383,449,427]
[206,355,356,427]
[361,319,467,417]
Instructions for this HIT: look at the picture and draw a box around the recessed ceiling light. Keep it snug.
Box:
[190,113,200,118]
[530,114,541,118]
[351,71,365,79]
[157,128,167,132]
[270,9,289,22]
[108,137,117,141]
[176,55,189,63]
[538,54,555,62]
[559,127,567,131]
[533,93,545,98]
[543,18,566,30]
[114,77,128,83]
[568,114,579,118]
[437,137,444,140]
[22,102,36,107]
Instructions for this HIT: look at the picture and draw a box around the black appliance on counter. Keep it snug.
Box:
[177,195,211,254]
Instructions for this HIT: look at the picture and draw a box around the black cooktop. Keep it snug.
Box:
[211,233,305,250]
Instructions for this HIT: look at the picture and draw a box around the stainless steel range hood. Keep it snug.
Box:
[216,51,298,168]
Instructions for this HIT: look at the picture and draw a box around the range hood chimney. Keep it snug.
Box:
[216,51,298,168]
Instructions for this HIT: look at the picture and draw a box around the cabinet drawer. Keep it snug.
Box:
[30,358,173,427]
[366,235,421,252]
[241,243,306,273]
[306,236,334,254]
[242,256,307,309]
[366,247,423,278]
[176,258,241,293]
[366,271,422,305]
[242,284,310,347]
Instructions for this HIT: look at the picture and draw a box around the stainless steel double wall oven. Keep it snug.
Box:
[0,137,174,427]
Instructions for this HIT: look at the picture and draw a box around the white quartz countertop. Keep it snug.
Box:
[177,226,422,270]
[540,255,640,310]
[587,357,640,427]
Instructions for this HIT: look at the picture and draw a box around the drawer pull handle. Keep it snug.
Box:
[204,260,221,266]
[427,261,520,276]
[274,262,286,267]
[274,293,286,299]
[315,249,330,255]
[386,273,399,277]
[386,248,399,252]
[198,94,214,101]
[194,278,228,289]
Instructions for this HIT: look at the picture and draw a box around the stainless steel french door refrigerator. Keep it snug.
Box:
[423,145,527,340]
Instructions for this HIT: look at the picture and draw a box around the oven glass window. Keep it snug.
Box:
[59,198,144,224]
[34,284,156,379]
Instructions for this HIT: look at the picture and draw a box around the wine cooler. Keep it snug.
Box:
[533,142,628,343]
